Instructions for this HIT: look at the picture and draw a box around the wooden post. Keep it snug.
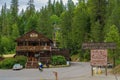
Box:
[113,50,116,68]
[91,66,93,76]
[53,71,58,80]
[105,66,107,76]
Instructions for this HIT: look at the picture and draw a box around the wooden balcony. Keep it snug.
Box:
[16,46,51,51]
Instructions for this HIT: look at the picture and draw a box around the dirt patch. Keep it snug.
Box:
[71,54,80,62]
[3,54,15,58]
[112,65,120,74]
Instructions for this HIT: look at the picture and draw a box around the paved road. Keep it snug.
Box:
[0,62,120,80]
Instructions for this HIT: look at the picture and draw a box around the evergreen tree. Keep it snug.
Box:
[47,0,54,15]
[71,2,89,54]
[50,14,61,47]
[104,0,120,37]
[90,21,101,42]
[18,9,26,35]
[24,14,38,32]
[1,3,11,36]
[105,25,120,66]
[36,7,53,38]
[11,23,20,40]
[24,0,36,33]
[0,30,2,55]
[88,0,107,41]
[10,0,19,23]
[60,0,75,49]
[55,0,65,17]
[26,0,35,14]
[107,1,120,32]
[1,36,14,54]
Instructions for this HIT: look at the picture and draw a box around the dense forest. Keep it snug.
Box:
[0,0,120,62]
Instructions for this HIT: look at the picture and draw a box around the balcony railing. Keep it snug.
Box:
[16,46,51,51]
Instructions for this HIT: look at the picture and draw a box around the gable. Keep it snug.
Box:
[16,30,53,43]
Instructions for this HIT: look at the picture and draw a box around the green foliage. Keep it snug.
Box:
[0,56,27,69]
[0,58,15,69]
[14,56,27,67]
[59,0,75,49]
[10,0,19,23]
[71,2,89,55]
[1,36,14,54]
[90,21,101,42]
[1,0,120,63]
[105,25,120,66]
[105,25,120,46]
[51,55,66,65]
[50,15,61,25]
[88,0,106,41]
[11,23,20,40]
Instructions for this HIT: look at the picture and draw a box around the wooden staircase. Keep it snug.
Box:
[25,58,39,68]
[25,61,38,68]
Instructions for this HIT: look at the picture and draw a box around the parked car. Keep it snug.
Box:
[107,62,113,68]
[13,64,23,70]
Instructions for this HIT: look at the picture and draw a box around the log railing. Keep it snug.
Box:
[16,46,51,51]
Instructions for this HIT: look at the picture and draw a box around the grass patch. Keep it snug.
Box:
[112,65,120,74]
[71,54,80,62]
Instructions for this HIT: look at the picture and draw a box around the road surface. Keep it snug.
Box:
[0,62,119,80]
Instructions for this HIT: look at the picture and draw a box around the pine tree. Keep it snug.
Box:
[10,0,19,23]
[60,0,75,49]
[54,0,65,17]
[1,3,11,36]
[105,25,120,66]
[36,7,53,38]
[104,0,120,37]
[26,0,35,14]
[88,0,107,41]
[47,0,53,15]
[71,2,89,54]
[18,9,26,35]
[24,0,37,33]
[11,23,20,40]
[90,21,101,42]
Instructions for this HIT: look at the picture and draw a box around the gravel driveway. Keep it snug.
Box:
[0,62,119,80]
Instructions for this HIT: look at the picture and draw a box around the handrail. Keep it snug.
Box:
[16,46,51,51]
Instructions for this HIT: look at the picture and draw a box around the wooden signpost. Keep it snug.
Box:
[53,71,58,80]
[91,49,107,76]
[91,49,107,66]
[82,42,116,76]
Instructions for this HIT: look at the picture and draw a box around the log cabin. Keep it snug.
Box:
[15,30,69,68]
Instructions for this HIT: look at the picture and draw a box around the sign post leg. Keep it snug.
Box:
[53,71,58,80]
[105,66,107,76]
[91,66,93,76]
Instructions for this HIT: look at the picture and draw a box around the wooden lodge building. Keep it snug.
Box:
[15,30,69,68]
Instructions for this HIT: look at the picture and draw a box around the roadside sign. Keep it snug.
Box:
[82,42,116,49]
[91,49,107,66]
[82,42,116,76]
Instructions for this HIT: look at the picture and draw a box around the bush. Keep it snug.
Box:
[0,58,16,69]
[0,56,27,69]
[51,55,66,65]
[15,56,27,67]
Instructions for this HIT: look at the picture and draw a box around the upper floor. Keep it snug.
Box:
[16,30,53,51]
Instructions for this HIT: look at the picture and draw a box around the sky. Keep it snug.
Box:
[0,0,78,12]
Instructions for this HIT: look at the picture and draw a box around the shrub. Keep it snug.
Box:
[51,55,66,65]
[15,56,27,67]
[0,56,27,69]
[0,58,16,69]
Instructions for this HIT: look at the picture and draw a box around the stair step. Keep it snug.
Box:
[25,61,38,68]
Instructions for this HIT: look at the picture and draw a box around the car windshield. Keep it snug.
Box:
[14,64,20,66]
